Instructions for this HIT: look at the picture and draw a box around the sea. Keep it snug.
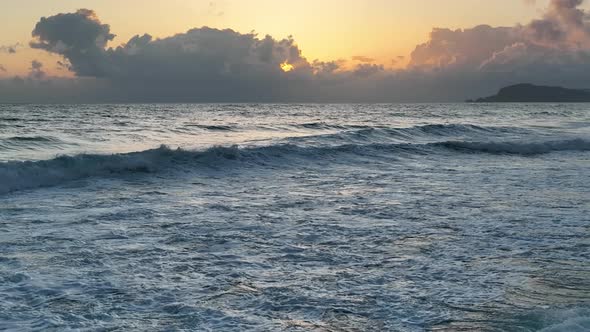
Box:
[0,103,589,331]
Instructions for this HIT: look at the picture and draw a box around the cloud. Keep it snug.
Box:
[0,43,20,54]
[408,25,521,69]
[408,0,590,76]
[352,64,384,77]
[311,59,342,75]
[30,8,309,82]
[402,0,590,99]
[30,9,115,76]
[28,8,321,101]
[208,1,225,17]
[5,1,590,102]
[524,0,590,47]
[351,56,375,63]
[28,60,46,80]
[0,76,112,103]
[106,30,311,81]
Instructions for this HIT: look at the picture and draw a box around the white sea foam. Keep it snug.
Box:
[1,104,590,331]
[538,309,590,332]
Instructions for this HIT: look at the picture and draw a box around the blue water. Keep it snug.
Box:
[1,104,589,331]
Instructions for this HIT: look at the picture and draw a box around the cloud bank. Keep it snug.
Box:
[410,0,590,70]
[2,0,590,102]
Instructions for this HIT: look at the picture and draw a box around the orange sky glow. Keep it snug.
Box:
[0,0,586,77]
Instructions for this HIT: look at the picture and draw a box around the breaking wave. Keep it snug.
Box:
[539,313,590,332]
[0,145,249,194]
[1,134,589,194]
[527,308,590,332]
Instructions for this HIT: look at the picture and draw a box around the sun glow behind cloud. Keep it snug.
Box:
[0,0,562,78]
[3,0,590,103]
[280,61,294,72]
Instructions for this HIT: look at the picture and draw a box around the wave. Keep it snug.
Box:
[540,315,590,332]
[1,136,588,194]
[183,124,235,131]
[292,123,499,133]
[179,123,526,139]
[5,136,58,142]
[356,124,499,141]
[0,136,73,151]
[436,138,590,155]
[0,145,250,194]
[283,123,529,146]
[526,308,590,332]
[0,117,21,122]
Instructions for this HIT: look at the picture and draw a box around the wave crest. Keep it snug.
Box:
[1,136,589,194]
[437,138,590,155]
[0,136,73,151]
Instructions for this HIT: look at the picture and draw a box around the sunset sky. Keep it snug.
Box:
[0,0,566,76]
[2,0,590,102]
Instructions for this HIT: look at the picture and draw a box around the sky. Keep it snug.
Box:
[2,0,590,102]
[0,0,553,75]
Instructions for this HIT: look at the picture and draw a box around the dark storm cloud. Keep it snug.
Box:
[30,9,115,76]
[28,8,317,101]
[2,0,590,102]
[105,30,311,82]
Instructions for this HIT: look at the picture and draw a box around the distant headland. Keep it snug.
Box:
[468,84,590,103]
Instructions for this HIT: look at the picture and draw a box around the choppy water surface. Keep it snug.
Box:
[0,104,589,331]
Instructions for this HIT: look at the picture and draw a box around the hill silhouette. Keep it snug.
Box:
[469,84,590,102]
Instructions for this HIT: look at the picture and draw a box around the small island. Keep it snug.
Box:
[468,83,590,103]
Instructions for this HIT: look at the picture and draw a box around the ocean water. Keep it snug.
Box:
[0,103,589,331]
